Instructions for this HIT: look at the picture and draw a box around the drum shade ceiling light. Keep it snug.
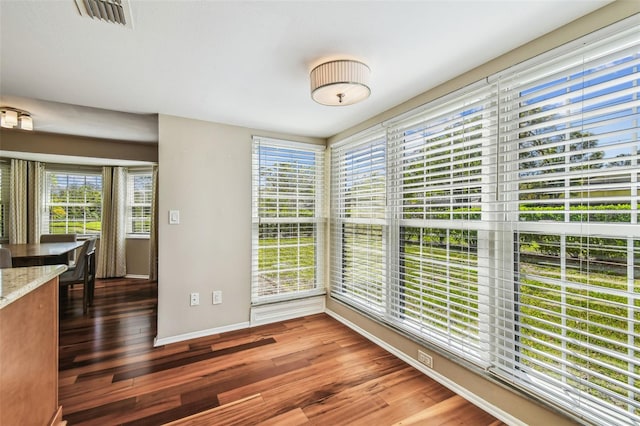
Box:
[310,60,371,106]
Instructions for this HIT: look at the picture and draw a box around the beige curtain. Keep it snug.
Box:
[27,161,44,244]
[9,159,28,243]
[97,166,127,278]
[148,165,158,280]
[9,159,44,244]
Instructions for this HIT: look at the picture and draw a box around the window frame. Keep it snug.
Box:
[42,167,103,237]
[251,137,325,305]
[126,169,153,237]
[329,17,640,426]
[330,131,388,316]
[494,23,640,423]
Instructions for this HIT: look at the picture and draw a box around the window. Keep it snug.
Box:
[331,132,387,315]
[389,83,498,364]
[252,137,325,303]
[330,19,639,426]
[126,171,152,235]
[0,161,9,241]
[43,170,102,235]
[497,25,640,423]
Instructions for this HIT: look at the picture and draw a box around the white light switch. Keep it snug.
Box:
[169,210,180,225]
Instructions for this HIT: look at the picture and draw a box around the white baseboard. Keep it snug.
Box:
[154,296,325,347]
[251,296,325,326]
[125,274,150,279]
[325,309,525,426]
[154,321,250,347]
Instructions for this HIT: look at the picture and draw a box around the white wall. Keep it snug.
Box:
[156,115,324,341]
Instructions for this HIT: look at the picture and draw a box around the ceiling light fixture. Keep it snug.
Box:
[1,107,34,131]
[310,59,371,106]
[19,114,33,131]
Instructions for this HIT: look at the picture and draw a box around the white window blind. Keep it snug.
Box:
[252,137,325,304]
[0,161,9,240]
[328,16,639,426]
[330,132,387,314]
[387,82,498,364]
[43,169,102,235]
[126,171,152,234]
[495,25,640,424]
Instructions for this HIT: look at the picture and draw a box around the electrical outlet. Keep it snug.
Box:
[212,291,222,305]
[190,292,199,306]
[418,350,433,369]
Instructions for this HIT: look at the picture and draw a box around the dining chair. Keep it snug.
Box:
[40,233,78,243]
[0,248,12,268]
[59,238,97,313]
[40,233,78,264]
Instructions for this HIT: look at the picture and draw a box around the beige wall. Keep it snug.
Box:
[126,238,150,276]
[156,114,324,340]
[0,128,158,162]
[324,2,639,424]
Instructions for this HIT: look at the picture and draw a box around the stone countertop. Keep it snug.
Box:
[0,265,67,309]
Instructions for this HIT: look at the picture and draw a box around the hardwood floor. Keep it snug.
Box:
[59,278,507,425]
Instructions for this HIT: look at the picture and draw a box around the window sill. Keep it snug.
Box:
[126,234,150,240]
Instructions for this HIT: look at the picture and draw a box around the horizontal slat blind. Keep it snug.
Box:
[387,83,498,364]
[496,25,640,424]
[331,133,387,314]
[252,137,325,303]
[126,171,152,234]
[43,169,103,235]
[327,17,638,425]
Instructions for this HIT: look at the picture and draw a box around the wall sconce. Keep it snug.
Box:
[1,107,34,131]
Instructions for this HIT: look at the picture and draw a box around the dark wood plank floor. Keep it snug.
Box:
[59,278,507,425]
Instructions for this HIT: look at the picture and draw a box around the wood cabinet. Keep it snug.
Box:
[0,275,61,425]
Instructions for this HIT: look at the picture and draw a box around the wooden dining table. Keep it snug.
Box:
[0,241,85,267]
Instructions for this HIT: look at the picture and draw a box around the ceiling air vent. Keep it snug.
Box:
[74,0,133,29]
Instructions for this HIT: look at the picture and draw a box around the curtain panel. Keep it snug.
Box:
[9,159,28,244]
[97,166,127,278]
[9,159,43,244]
[148,165,158,281]
[27,162,44,244]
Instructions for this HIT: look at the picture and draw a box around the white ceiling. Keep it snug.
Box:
[0,0,613,142]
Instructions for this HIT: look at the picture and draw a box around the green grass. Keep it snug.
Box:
[258,236,315,296]
[365,228,636,412]
[49,221,101,234]
[518,253,636,411]
[400,237,479,341]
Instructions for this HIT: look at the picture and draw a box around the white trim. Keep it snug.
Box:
[153,321,250,347]
[124,274,149,279]
[325,309,526,426]
[488,15,640,83]
[250,296,325,326]
[382,77,492,129]
[252,135,325,152]
[252,290,326,307]
[155,298,325,347]
[329,124,385,149]
[126,234,150,240]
